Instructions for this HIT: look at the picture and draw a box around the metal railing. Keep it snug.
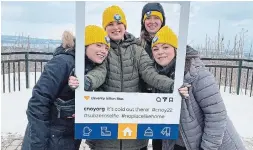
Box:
[201,58,253,97]
[1,52,53,93]
[1,52,253,97]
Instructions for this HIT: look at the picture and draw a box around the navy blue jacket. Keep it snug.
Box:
[22,46,75,149]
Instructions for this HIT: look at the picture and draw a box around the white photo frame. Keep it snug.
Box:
[75,1,190,140]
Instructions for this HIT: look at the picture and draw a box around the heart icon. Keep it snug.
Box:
[84,96,90,100]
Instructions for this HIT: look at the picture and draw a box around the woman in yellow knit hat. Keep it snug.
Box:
[68,5,189,150]
[85,25,110,64]
[151,26,245,150]
[21,25,110,150]
[102,5,127,41]
[69,25,110,90]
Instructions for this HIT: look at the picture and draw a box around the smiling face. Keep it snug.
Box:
[86,43,109,64]
[144,15,162,35]
[152,43,175,67]
[105,21,126,41]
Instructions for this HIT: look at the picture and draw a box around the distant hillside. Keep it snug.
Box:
[1,35,61,45]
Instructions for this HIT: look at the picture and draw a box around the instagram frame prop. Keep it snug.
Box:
[75,1,190,140]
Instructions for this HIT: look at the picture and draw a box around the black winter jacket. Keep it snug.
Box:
[22,45,76,150]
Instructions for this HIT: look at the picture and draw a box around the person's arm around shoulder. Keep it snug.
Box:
[85,59,107,90]
[192,68,227,150]
[136,46,174,92]
[25,54,74,149]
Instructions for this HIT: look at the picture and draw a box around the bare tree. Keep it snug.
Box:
[217,20,221,55]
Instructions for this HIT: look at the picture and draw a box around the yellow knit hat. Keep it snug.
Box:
[143,11,163,23]
[85,25,110,47]
[102,5,127,29]
[152,26,178,49]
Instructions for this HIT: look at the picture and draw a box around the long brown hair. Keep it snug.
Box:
[139,28,153,48]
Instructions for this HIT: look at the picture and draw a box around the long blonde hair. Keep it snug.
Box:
[61,31,75,50]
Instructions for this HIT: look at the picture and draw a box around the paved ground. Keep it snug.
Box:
[1,133,253,150]
[1,133,91,150]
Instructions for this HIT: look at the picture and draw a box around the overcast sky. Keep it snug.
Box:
[1,1,253,50]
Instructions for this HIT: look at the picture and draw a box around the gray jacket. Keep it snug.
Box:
[163,47,246,150]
